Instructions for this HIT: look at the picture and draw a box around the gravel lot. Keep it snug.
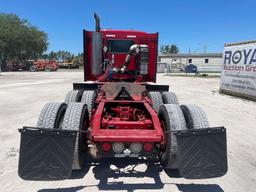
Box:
[0,71,255,192]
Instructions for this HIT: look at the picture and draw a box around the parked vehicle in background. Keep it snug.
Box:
[6,60,30,71]
[5,59,58,72]
[185,63,198,74]
[58,58,80,69]
[29,59,58,72]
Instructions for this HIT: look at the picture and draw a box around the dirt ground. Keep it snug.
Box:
[0,71,255,192]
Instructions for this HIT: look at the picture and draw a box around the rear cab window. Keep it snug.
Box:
[107,40,135,53]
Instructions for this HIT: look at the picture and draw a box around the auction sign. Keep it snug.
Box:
[220,41,256,100]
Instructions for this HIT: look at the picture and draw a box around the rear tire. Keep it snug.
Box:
[29,65,37,72]
[37,102,67,129]
[81,90,96,117]
[62,103,89,170]
[162,91,179,105]
[180,104,209,129]
[158,104,187,169]
[44,66,51,72]
[148,92,163,113]
[64,90,82,104]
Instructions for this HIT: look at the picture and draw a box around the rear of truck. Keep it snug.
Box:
[18,13,227,181]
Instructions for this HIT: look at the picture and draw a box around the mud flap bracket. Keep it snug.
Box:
[175,127,228,179]
[18,127,77,181]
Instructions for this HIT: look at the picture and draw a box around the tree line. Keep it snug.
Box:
[160,44,179,54]
[0,13,83,71]
[41,51,83,64]
[0,13,48,71]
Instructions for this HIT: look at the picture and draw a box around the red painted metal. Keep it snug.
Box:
[83,30,158,82]
[90,99,164,143]
[92,129,162,142]
[83,25,165,153]
[101,120,153,129]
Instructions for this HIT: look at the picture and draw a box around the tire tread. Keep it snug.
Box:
[37,102,66,129]
[62,103,87,170]
[162,91,179,105]
[148,92,163,113]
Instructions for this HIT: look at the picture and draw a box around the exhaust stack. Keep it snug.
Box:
[94,12,100,32]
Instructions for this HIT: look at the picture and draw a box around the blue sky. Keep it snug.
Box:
[1,0,255,54]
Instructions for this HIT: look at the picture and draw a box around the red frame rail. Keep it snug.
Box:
[90,100,164,143]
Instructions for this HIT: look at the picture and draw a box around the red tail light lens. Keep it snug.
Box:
[102,142,111,152]
[143,143,153,152]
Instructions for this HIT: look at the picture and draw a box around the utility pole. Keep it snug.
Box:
[204,45,207,53]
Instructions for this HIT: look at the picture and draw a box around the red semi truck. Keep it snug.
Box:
[18,13,227,180]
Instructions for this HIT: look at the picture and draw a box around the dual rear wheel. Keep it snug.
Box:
[158,104,209,169]
[148,91,179,113]
[36,90,96,170]
[37,102,89,170]
[64,90,96,117]
[148,91,209,169]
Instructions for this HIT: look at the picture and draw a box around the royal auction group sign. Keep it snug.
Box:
[220,41,256,100]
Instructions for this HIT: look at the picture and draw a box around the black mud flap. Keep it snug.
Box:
[18,127,77,181]
[175,127,227,179]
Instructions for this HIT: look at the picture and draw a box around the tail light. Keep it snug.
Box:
[112,142,125,153]
[102,142,111,152]
[130,143,142,153]
[143,143,153,152]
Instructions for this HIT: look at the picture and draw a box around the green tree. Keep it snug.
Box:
[0,13,48,71]
[41,50,78,62]
[170,44,179,54]
[48,51,57,60]
[160,44,179,54]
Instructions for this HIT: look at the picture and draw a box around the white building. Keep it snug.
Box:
[158,53,223,73]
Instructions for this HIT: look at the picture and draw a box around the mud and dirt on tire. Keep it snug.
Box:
[162,91,179,105]
[148,91,163,113]
[81,90,96,117]
[158,104,187,169]
[37,102,67,129]
[61,103,89,170]
[64,90,82,104]
[180,104,209,129]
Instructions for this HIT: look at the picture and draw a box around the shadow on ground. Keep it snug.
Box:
[176,184,223,192]
[38,158,223,192]
[92,158,164,191]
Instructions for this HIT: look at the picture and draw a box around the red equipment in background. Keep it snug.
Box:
[29,59,58,72]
